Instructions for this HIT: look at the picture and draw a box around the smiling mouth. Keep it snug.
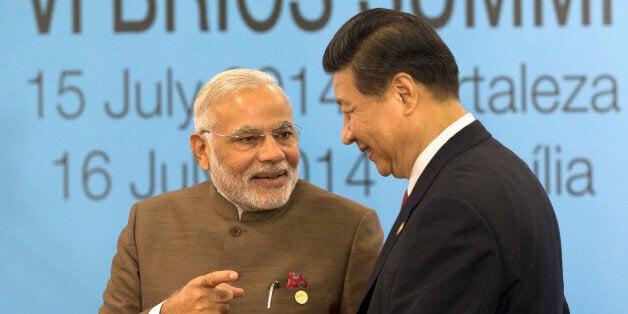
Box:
[356,145,374,161]
[357,145,373,157]
[256,174,282,179]
[251,171,288,188]
[357,143,369,153]
[254,171,285,179]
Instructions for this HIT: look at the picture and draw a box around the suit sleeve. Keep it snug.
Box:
[388,195,499,313]
[99,203,145,314]
[340,209,384,313]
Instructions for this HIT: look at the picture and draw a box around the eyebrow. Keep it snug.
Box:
[336,97,351,108]
[231,121,294,135]
[231,126,261,135]
[275,121,294,129]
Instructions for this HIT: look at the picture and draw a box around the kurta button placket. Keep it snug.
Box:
[229,226,242,237]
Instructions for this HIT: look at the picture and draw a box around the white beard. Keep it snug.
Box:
[208,145,299,211]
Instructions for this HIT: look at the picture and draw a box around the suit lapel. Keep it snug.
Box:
[358,120,492,312]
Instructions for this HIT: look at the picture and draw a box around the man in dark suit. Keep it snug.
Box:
[322,8,569,313]
[100,69,383,313]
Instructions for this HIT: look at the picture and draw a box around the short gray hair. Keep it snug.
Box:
[193,68,287,131]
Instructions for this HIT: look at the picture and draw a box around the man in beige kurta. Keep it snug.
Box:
[100,69,383,313]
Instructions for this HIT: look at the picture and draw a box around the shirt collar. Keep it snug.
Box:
[406,113,475,196]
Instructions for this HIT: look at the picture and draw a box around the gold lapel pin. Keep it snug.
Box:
[295,290,308,304]
[396,222,405,236]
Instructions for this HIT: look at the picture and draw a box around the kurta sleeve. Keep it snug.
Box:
[100,203,145,314]
[340,208,384,313]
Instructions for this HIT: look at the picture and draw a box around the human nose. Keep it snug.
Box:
[257,135,285,162]
[340,116,355,145]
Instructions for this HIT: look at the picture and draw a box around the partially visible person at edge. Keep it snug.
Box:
[99,68,384,313]
[322,8,569,313]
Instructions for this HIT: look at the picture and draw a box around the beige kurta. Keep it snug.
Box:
[100,179,383,313]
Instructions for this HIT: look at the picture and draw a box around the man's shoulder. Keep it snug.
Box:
[134,180,212,209]
[292,180,374,217]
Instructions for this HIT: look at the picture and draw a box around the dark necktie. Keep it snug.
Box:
[397,191,410,235]
[401,191,408,209]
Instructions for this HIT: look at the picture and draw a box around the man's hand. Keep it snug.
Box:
[160,270,244,313]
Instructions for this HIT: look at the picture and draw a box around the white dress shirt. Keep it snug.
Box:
[406,113,476,196]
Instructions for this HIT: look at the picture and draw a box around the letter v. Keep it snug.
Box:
[32,0,56,33]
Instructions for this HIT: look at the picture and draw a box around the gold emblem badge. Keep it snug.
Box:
[396,222,405,236]
[294,290,308,304]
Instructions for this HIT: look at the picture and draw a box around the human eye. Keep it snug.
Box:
[340,104,353,114]
[233,133,261,144]
[342,110,353,121]
[274,129,294,139]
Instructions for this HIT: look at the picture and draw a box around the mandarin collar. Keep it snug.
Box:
[206,180,297,222]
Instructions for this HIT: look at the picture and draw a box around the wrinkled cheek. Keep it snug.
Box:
[286,149,301,168]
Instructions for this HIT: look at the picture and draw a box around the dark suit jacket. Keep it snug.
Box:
[359,121,568,313]
[100,179,383,313]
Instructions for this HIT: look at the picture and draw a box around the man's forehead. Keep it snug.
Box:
[210,90,292,123]
[332,71,358,104]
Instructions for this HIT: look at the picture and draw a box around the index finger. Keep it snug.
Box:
[196,270,239,288]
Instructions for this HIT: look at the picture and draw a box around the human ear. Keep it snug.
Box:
[190,133,211,171]
[391,72,418,115]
